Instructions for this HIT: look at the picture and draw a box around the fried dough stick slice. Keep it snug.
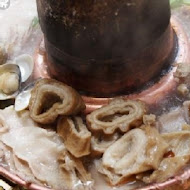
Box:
[162,131,190,156]
[29,79,85,124]
[143,156,190,183]
[57,117,91,158]
[99,127,168,185]
[87,99,146,135]
[143,131,190,183]
[91,132,120,157]
[59,151,94,189]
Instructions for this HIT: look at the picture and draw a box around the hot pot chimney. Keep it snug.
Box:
[36,0,175,97]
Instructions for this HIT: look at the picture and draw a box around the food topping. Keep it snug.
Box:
[57,116,91,158]
[162,131,190,156]
[0,72,19,95]
[0,107,74,189]
[87,99,146,134]
[156,103,190,134]
[0,64,21,100]
[177,83,189,96]
[143,114,156,126]
[99,126,168,185]
[90,132,120,157]
[143,156,190,183]
[174,63,190,80]
[29,78,86,124]
[0,74,189,190]
[143,131,190,183]
[59,151,94,189]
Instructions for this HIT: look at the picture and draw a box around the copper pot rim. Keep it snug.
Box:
[3,15,188,190]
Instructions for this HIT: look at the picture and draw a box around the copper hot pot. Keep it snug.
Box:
[36,0,175,97]
[1,1,190,190]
